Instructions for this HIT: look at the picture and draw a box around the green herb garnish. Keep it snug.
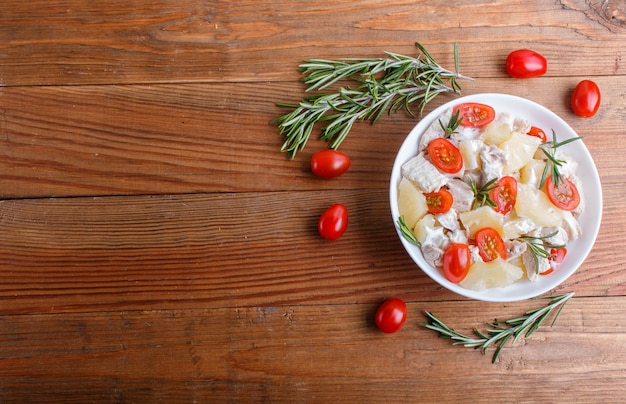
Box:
[397,215,420,246]
[469,178,498,210]
[439,108,463,138]
[538,130,583,188]
[422,292,574,363]
[271,42,472,158]
[517,231,566,274]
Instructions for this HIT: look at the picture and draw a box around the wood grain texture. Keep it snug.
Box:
[1,0,625,402]
[0,188,624,314]
[1,0,625,86]
[1,76,625,198]
[0,298,625,403]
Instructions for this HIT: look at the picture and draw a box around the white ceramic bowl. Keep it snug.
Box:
[389,93,602,302]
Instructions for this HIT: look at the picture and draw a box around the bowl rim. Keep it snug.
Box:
[389,93,602,302]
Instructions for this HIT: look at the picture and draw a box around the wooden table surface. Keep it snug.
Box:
[2,1,626,402]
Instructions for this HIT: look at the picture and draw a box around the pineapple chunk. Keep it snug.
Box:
[459,258,523,291]
[398,178,428,229]
[459,139,484,171]
[515,183,563,227]
[500,132,542,174]
[502,217,538,239]
[519,159,546,188]
[412,214,437,244]
[459,206,504,238]
[507,255,524,271]
[482,120,513,146]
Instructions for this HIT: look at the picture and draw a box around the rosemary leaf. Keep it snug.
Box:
[271,42,473,159]
[469,178,498,210]
[517,231,566,274]
[538,130,583,188]
[439,108,463,138]
[421,292,574,363]
[397,215,420,246]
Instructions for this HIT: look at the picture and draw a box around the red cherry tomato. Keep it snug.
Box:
[545,176,580,211]
[424,188,454,214]
[475,227,506,262]
[318,203,349,240]
[442,243,471,283]
[488,176,517,215]
[427,138,463,174]
[571,80,601,118]
[505,49,548,79]
[453,103,496,127]
[310,149,351,179]
[375,297,407,334]
[550,247,567,264]
[541,248,567,276]
[527,126,547,143]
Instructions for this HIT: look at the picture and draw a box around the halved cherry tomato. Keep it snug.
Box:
[505,49,548,79]
[488,176,517,215]
[375,297,407,334]
[571,80,601,118]
[475,228,506,262]
[311,149,351,179]
[527,126,547,143]
[442,243,471,283]
[550,247,567,264]
[318,203,348,240]
[541,248,567,276]
[453,103,495,127]
[545,176,580,211]
[424,189,454,214]
[427,138,463,174]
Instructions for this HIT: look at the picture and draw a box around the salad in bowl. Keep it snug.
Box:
[389,94,601,302]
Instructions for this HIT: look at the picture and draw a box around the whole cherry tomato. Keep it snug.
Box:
[375,297,407,334]
[427,138,463,174]
[453,103,496,127]
[488,176,517,215]
[311,149,351,178]
[571,80,601,118]
[318,203,349,240]
[505,49,548,79]
[442,243,471,283]
[424,188,454,214]
[545,176,580,211]
[475,227,506,262]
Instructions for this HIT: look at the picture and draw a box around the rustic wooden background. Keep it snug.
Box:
[1,0,625,402]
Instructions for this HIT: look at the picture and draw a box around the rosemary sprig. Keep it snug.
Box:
[517,231,566,274]
[469,178,498,210]
[271,42,473,158]
[538,130,583,188]
[397,215,421,246]
[422,292,574,363]
[439,109,463,138]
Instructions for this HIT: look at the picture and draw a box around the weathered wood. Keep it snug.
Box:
[0,189,623,314]
[1,0,625,86]
[1,77,625,198]
[1,0,625,402]
[0,298,624,403]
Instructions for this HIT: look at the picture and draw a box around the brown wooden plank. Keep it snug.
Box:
[1,0,625,86]
[1,0,625,401]
[1,76,624,199]
[0,297,624,403]
[0,188,623,314]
